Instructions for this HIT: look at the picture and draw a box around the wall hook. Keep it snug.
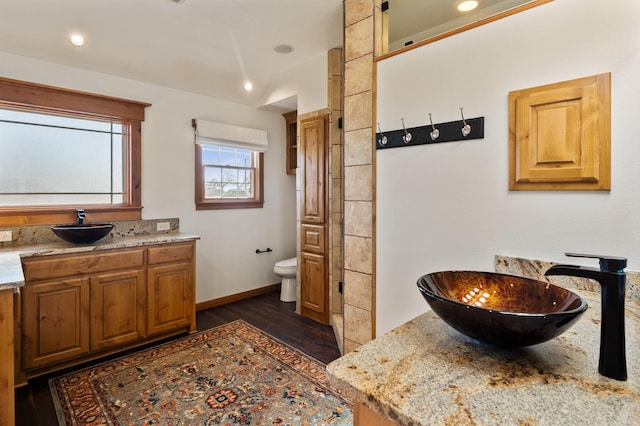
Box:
[401,118,412,143]
[375,115,484,150]
[428,113,439,140]
[460,108,471,137]
[377,122,388,146]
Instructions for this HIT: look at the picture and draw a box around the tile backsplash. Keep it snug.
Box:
[496,255,639,302]
[0,218,179,248]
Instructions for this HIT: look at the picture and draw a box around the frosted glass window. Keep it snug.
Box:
[0,108,125,206]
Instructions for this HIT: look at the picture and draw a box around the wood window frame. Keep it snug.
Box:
[0,77,150,226]
[194,143,264,210]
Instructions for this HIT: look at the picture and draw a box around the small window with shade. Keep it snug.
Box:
[193,119,267,210]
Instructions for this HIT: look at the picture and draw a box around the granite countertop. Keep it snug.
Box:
[0,252,24,291]
[327,290,640,425]
[0,233,200,291]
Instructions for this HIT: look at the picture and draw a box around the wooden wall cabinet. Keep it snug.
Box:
[509,73,611,191]
[283,110,297,175]
[17,240,196,380]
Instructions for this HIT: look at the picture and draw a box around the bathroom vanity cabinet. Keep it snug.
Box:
[16,240,196,382]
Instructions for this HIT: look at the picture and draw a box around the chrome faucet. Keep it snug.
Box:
[76,209,86,224]
[545,253,627,381]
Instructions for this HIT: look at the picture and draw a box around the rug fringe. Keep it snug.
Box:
[48,377,68,426]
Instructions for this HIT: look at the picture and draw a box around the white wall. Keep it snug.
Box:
[260,52,328,115]
[376,0,640,335]
[0,51,297,303]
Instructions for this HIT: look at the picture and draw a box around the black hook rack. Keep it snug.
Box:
[376,116,484,150]
[256,248,273,254]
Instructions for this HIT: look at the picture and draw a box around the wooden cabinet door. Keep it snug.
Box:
[300,115,327,224]
[147,262,194,336]
[22,278,90,370]
[0,289,15,426]
[300,252,329,324]
[299,114,330,325]
[90,269,146,351]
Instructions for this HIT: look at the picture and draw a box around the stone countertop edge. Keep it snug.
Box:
[0,233,200,291]
[327,290,640,426]
[0,252,24,291]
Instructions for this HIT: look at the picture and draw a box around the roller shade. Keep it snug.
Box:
[193,118,268,152]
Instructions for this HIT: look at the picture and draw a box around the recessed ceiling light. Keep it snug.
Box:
[273,44,293,54]
[69,33,85,46]
[244,81,253,92]
[458,1,479,12]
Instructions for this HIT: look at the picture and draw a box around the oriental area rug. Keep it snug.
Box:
[49,320,352,425]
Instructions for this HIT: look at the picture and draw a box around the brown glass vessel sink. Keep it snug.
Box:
[417,271,588,347]
[51,223,114,244]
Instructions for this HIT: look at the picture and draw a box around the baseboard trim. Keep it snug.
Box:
[196,283,281,311]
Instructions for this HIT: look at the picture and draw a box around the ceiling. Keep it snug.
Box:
[0,0,344,111]
[0,1,540,111]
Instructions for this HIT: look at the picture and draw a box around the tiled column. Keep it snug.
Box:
[327,49,344,350]
[343,0,377,352]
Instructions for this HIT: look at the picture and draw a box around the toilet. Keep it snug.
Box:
[274,257,297,302]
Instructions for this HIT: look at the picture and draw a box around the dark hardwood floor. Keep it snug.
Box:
[14,291,341,426]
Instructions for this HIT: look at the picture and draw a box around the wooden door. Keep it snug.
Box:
[90,269,146,351]
[147,262,194,336]
[299,115,329,324]
[21,278,90,369]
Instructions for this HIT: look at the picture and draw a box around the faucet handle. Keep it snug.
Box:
[565,253,627,272]
[76,209,86,224]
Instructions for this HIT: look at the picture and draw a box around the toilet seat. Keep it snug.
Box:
[274,257,297,276]
[274,257,297,302]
